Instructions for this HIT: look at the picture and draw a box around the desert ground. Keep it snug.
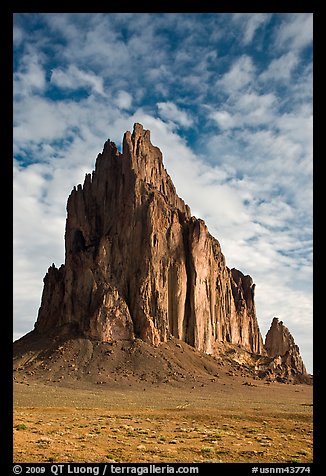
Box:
[13,353,312,464]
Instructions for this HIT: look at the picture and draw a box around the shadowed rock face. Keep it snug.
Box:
[36,123,266,355]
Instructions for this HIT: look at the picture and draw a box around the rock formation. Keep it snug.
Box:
[29,123,309,382]
[264,317,307,378]
[34,123,265,356]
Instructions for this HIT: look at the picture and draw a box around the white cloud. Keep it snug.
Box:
[13,25,24,45]
[217,55,255,93]
[260,51,299,82]
[232,13,271,45]
[209,92,277,130]
[210,110,236,129]
[14,98,65,145]
[237,92,276,113]
[51,65,105,95]
[114,90,133,110]
[275,13,313,51]
[157,101,193,128]
[13,51,46,96]
[13,161,67,337]
[275,106,313,151]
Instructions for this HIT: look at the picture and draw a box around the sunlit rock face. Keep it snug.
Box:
[35,123,266,356]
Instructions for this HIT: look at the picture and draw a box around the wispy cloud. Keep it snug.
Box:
[210,110,236,130]
[157,101,193,128]
[274,13,313,51]
[232,13,271,45]
[13,25,24,45]
[259,51,299,82]
[210,92,277,130]
[114,90,133,110]
[51,65,105,95]
[13,49,46,97]
[216,55,255,94]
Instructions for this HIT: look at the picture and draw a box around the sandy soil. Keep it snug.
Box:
[13,377,312,464]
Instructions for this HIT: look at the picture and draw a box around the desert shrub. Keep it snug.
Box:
[201,447,214,454]
[15,423,27,430]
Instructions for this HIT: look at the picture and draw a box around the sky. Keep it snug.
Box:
[13,13,313,373]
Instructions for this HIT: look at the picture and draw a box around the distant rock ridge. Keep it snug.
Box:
[30,123,307,381]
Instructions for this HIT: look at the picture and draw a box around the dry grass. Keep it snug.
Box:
[13,379,312,463]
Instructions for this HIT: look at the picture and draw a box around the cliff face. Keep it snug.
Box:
[35,123,266,355]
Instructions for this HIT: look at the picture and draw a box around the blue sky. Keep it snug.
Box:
[13,13,313,372]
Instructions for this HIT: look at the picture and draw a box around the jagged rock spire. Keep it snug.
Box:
[35,123,267,355]
[265,317,307,375]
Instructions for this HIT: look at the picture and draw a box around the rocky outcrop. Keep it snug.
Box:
[34,123,265,356]
[264,317,307,378]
